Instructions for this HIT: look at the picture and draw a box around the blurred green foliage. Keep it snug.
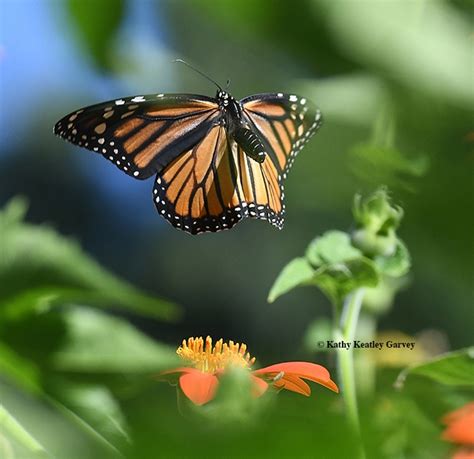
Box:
[269,190,409,309]
[396,347,474,388]
[0,198,178,321]
[0,404,48,459]
[1,0,473,457]
[176,366,272,425]
[0,200,178,458]
[67,0,125,69]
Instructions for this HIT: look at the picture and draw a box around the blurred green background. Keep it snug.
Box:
[0,0,472,458]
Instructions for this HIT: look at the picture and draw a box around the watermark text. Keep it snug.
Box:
[317,340,416,350]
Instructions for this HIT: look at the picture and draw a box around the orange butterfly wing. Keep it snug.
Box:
[154,124,244,233]
[54,94,220,179]
[238,93,322,226]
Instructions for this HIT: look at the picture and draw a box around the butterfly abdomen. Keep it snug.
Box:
[233,127,266,163]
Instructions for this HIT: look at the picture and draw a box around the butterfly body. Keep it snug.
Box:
[55,89,322,234]
[214,90,266,163]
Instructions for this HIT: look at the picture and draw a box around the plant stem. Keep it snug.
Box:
[336,288,366,458]
[354,313,377,397]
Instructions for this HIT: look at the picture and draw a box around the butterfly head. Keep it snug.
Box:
[217,90,243,126]
[217,90,233,108]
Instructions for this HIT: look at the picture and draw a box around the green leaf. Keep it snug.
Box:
[268,253,379,307]
[268,233,380,306]
[306,231,362,266]
[350,143,429,192]
[50,382,129,449]
[47,397,122,457]
[367,389,450,459]
[311,258,379,307]
[351,189,404,257]
[1,381,121,459]
[352,188,403,233]
[0,342,42,394]
[267,258,315,303]
[0,196,28,229]
[0,198,179,321]
[51,306,179,373]
[396,347,474,388]
[374,240,411,277]
[182,367,271,424]
[0,404,49,458]
[351,143,429,177]
[362,276,407,315]
[67,0,124,69]
[202,367,266,423]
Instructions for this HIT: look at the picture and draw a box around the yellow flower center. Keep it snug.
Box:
[177,336,256,374]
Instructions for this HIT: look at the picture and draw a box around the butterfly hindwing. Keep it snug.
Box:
[153,125,246,233]
[228,141,284,230]
[54,94,220,179]
[153,124,285,234]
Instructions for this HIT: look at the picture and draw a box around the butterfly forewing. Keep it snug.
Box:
[54,94,220,179]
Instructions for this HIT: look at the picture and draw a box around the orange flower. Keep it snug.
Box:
[160,336,339,405]
[441,402,474,459]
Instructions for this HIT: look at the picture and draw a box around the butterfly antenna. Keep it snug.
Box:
[173,59,222,91]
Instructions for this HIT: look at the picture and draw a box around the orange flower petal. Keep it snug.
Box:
[452,448,474,459]
[179,371,218,405]
[442,402,474,446]
[160,366,199,376]
[157,367,200,384]
[442,410,474,445]
[251,375,269,397]
[442,402,474,426]
[275,374,311,396]
[254,361,339,393]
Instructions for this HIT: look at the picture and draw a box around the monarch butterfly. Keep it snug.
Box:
[54,61,322,234]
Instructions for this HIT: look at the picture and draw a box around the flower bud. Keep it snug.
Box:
[351,188,403,257]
